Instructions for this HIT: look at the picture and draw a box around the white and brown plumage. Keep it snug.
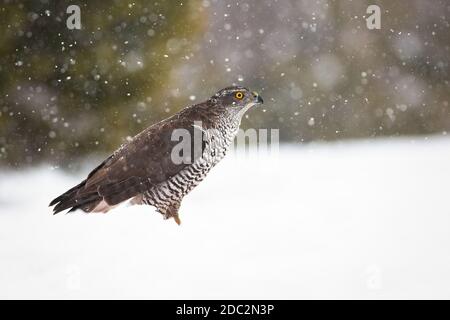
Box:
[49,86,263,224]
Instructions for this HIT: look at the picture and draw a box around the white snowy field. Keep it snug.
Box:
[1,137,450,299]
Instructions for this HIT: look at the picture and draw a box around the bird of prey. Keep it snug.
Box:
[49,86,263,225]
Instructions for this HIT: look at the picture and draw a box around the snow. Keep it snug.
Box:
[1,137,450,299]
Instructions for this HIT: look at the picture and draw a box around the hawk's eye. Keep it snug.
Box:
[234,91,244,100]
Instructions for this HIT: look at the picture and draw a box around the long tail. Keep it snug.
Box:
[49,180,102,214]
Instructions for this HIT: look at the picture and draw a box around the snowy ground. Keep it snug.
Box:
[1,137,450,299]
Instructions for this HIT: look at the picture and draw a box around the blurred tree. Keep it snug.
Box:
[0,0,205,168]
[173,0,450,144]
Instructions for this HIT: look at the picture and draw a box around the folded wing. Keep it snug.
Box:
[49,118,206,214]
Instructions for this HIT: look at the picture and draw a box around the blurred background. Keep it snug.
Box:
[1,0,449,168]
[1,0,450,300]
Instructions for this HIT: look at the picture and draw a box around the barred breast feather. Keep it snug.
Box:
[140,118,241,222]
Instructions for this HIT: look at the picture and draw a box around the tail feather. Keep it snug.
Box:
[49,178,143,214]
[67,198,102,213]
[49,154,115,212]
[52,193,101,214]
[49,180,86,207]
[49,161,149,214]
[50,179,102,214]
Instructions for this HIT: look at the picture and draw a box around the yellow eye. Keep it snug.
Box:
[235,91,244,99]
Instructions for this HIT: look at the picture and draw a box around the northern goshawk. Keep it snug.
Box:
[49,86,263,224]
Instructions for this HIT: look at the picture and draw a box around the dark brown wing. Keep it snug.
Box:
[49,116,207,214]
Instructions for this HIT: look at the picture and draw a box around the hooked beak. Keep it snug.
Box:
[252,91,264,104]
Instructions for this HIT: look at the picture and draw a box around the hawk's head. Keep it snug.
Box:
[208,86,263,118]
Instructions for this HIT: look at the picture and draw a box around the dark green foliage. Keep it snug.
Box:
[0,0,204,168]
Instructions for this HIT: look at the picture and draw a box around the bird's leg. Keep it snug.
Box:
[162,202,182,226]
[173,214,181,226]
